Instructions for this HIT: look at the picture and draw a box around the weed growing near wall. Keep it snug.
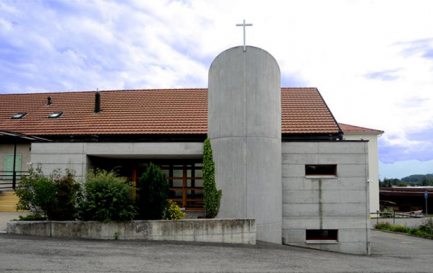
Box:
[375,219,433,239]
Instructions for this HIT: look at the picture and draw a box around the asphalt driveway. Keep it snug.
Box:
[0,230,432,273]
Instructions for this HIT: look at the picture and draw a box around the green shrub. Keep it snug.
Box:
[16,168,80,220]
[49,169,81,220]
[78,170,136,221]
[390,224,409,233]
[136,163,169,219]
[164,200,185,220]
[375,222,391,230]
[203,139,222,218]
[16,168,56,216]
[376,221,433,240]
[17,213,47,221]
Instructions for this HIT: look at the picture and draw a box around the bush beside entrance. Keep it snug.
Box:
[16,165,184,222]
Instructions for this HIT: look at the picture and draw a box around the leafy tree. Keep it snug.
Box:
[137,163,169,219]
[203,138,222,218]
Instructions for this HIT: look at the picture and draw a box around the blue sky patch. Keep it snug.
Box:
[364,69,400,81]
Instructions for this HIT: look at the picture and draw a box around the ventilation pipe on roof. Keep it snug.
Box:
[94,92,101,113]
[47,96,52,105]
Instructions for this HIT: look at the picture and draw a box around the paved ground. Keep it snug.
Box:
[0,230,432,273]
[0,211,28,232]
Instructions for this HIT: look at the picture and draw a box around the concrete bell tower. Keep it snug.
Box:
[208,46,282,243]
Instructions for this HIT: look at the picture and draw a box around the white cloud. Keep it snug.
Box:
[0,0,433,172]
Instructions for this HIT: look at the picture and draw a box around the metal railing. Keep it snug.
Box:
[0,171,28,191]
[371,210,425,225]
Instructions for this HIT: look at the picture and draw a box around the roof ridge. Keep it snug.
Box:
[1,87,323,96]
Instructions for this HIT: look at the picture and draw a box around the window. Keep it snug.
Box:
[48,112,63,118]
[306,229,338,241]
[3,154,22,176]
[305,164,337,176]
[11,112,27,119]
[160,162,203,210]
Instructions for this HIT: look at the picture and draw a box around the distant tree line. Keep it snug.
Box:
[380,174,433,187]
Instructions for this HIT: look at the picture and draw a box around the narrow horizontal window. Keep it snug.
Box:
[306,229,338,241]
[48,112,63,118]
[305,164,337,176]
[11,112,27,119]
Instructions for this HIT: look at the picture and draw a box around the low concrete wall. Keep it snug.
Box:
[7,219,256,244]
[371,218,429,228]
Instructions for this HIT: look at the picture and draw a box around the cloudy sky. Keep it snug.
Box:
[1,0,432,178]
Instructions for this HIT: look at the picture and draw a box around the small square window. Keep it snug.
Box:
[305,164,337,176]
[11,112,27,119]
[306,229,338,241]
[48,112,63,118]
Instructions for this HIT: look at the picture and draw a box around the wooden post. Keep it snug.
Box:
[131,165,137,200]
[182,166,187,208]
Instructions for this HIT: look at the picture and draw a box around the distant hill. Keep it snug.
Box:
[380,173,433,187]
[401,174,433,184]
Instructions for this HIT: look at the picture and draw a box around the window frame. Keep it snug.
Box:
[48,112,63,118]
[306,229,338,244]
[305,164,337,177]
[11,112,27,119]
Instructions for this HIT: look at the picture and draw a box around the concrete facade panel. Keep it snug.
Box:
[31,142,203,181]
[282,153,366,165]
[85,142,202,156]
[321,203,367,217]
[337,164,368,178]
[31,143,85,154]
[208,46,281,243]
[282,143,319,154]
[281,141,369,254]
[283,189,366,204]
[317,142,367,154]
[212,138,247,218]
[283,217,367,229]
[29,154,85,164]
[282,164,306,177]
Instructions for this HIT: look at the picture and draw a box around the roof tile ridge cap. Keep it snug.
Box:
[280,87,318,90]
[101,88,208,92]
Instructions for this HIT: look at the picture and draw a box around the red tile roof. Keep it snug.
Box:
[0,88,340,136]
[339,123,383,135]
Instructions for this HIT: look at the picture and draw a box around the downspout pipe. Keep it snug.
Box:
[12,142,16,190]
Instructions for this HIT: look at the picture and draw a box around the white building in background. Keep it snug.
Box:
[339,123,384,214]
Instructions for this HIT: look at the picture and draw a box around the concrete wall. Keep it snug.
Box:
[372,217,428,228]
[282,141,370,255]
[343,134,380,213]
[31,142,203,180]
[208,46,282,244]
[7,219,256,244]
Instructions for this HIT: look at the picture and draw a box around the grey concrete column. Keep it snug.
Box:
[208,46,282,243]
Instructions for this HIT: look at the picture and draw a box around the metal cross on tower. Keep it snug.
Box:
[236,19,253,52]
